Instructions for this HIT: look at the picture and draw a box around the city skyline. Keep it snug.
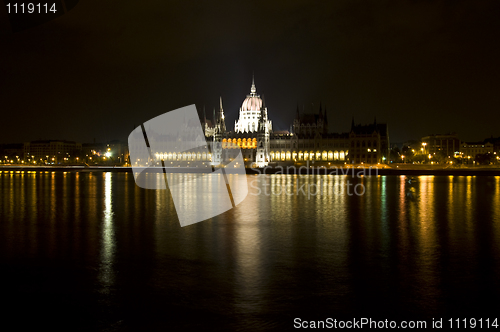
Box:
[1,74,499,147]
[1,103,498,150]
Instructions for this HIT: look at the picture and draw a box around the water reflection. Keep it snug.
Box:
[494,177,500,236]
[232,182,264,313]
[99,172,115,293]
[0,173,500,329]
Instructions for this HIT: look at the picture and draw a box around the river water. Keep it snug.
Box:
[1,172,499,330]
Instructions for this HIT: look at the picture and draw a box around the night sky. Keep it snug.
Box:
[1,0,499,145]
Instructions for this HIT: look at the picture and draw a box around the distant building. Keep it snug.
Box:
[484,136,500,154]
[293,104,328,136]
[271,104,350,163]
[0,143,24,163]
[461,141,494,159]
[0,143,24,161]
[421,133,460,158]
[24,140,82,163]
[349,118,390,164]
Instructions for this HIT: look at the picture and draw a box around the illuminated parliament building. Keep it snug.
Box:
[202,77,389,167]
[142,77,389,168]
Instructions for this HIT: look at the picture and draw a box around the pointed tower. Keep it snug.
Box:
[250,72,256,96]
[202,105,207,136]
[212,97,226,166]
[217,96,226,133]
[258,105,265,132]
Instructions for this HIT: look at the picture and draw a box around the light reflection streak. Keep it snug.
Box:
[28,171,38,256]
[414,176,441,303]
[316,175,349,279]
[417,176,437,247]
[447,176,456,236]
[492,177,500,254]
[396,176,410,272]
[48,172,56,256]
[361,176,376,246]
[99,172,115,292]
[465,176,474,234]
[74,172,81,225]
[233,175,263,313]
[378,176,389,252]
[72,172,81,256]
[494,177,500,223]
[61,172,69,250]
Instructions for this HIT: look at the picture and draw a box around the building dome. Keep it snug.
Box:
[242,95,262,112]
[235,75,272,134]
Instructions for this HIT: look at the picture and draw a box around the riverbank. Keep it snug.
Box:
[2,165,500,176]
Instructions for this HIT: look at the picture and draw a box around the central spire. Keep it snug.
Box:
[250,73,256,95]
[219,96,224,119]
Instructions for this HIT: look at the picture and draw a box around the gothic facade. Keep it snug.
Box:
[204,78,389,167]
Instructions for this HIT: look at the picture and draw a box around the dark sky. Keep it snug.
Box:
[1,0,500,144]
